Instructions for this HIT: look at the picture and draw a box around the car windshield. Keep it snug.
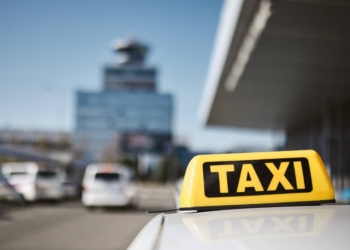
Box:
[37,171,57,179]
[95,173,120,182]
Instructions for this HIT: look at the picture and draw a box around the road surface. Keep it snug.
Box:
[0,186,175,250]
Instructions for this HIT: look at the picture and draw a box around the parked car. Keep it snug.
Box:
[2,162,64,202]
[173,177,183,209]
[82,163,136,208]
[0,171,23,203]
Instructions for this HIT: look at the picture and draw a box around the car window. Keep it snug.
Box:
[95,173,120,181]
[10,172,28,176]
[37,171,57,179]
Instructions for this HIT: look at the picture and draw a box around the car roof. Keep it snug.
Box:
[85,163,133,177]
[2,162,38,173]
[128,204,350,250]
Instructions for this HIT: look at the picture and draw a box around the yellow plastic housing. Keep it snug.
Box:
[179,150,335,211]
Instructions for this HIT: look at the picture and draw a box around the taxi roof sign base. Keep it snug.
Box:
[179,150,335,211]
[179,199,336,212]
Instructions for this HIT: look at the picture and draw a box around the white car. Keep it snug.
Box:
[128,150,350,250]
[82,163,136,208]
[173,177,183,209]
[2,162,64,202]
[0,172,23,203]
[128,205,349,250]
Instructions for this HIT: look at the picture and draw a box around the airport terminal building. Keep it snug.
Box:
[200,0,350,190]
[74,40,173,162]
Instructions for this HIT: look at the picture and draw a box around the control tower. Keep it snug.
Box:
[104,39,156,91]
[114,39,148,66]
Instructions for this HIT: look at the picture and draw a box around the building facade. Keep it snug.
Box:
[74,39,173,162]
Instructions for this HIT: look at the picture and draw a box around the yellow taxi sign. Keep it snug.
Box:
[179,150,335,211]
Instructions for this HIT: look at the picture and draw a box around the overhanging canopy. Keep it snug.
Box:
[200,0,350,130]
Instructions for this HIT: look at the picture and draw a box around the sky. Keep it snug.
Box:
[0,0,277,152]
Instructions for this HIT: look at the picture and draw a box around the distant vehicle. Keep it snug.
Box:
[173,177,183,209]
[337,187,350,203]
[0,171,23,203]
[2,162,64,202]
[62,179,80,199]
[82,163,136,209]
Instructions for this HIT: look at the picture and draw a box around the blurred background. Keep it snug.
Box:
[1,0,350,249]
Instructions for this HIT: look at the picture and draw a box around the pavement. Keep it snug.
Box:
[0,185,175,250]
